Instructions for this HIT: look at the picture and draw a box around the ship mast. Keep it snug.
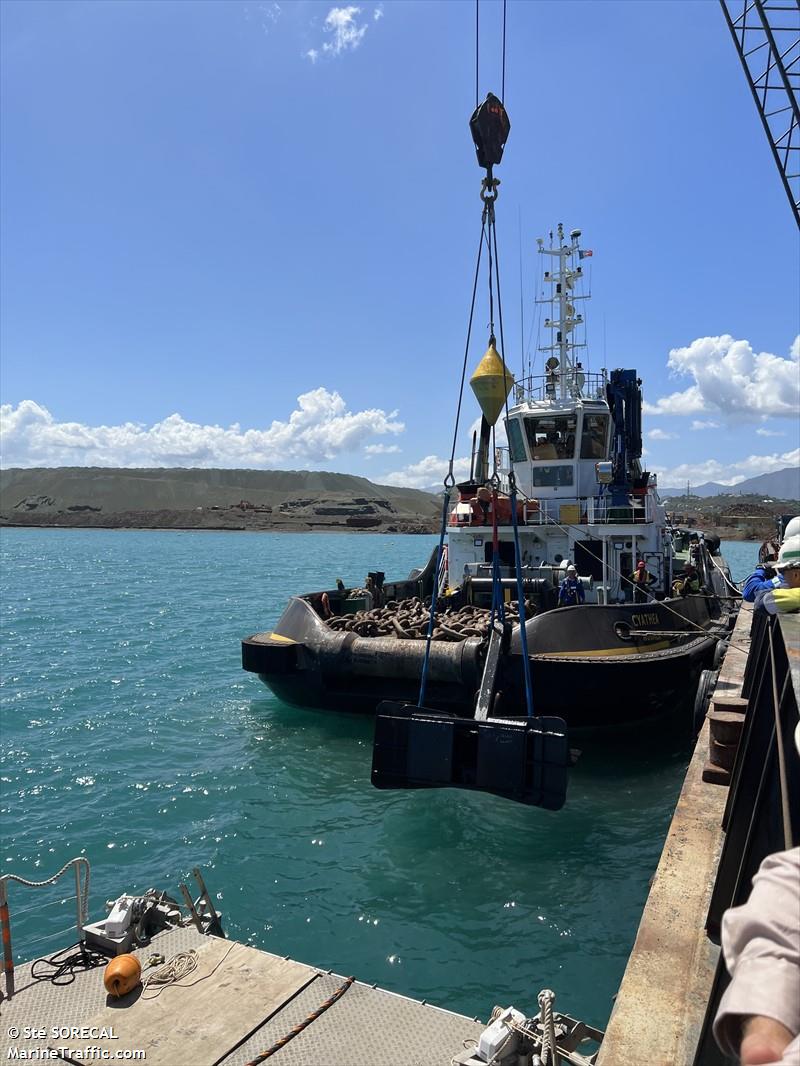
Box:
[535,223,590,400]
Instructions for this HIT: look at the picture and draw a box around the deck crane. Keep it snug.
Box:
[720,0,800,227]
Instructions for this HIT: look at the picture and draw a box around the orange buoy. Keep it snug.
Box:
[103,953,142,997]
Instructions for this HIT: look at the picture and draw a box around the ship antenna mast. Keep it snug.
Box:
[535,223,590,400]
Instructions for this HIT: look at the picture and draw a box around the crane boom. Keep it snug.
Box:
[720,0,800,227]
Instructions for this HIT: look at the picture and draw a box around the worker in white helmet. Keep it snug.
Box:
[754,535,800,615]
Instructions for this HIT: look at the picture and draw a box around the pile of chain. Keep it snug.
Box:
[326,597,532,642]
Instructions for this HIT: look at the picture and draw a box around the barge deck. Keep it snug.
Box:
[0,923,484,1065]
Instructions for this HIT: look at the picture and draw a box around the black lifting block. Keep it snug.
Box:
[469,93,511,170]
[371,702,568,810]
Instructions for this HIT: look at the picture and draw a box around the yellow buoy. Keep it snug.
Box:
[104,953,142,997]
[469,338,514,426]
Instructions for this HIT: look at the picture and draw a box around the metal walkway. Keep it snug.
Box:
[0,925,484,1066]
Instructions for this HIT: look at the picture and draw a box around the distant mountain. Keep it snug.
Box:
[659,466,800,501]
[0,467,441,533]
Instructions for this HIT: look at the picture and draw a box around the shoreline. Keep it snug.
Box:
[0,518,762,542]
[0,519,438,535]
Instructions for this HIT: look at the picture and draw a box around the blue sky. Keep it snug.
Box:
[1,0,798,490]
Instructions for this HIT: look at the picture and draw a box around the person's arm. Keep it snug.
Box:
[714,849,800,1062]
[743,567,775,602]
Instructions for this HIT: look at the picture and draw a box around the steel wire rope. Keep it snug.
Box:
[708,549,746,597]
[491,213,535,716]
[245,975,355,1065]
[418,221,486,709]
[486,209,496,337]
[3,895,73,919]
[476,226,743,665]
[1,858,90,925]
[495,498,745,646]
[475,0,479,110]
[485,212,508,635]
[501,0,507,104]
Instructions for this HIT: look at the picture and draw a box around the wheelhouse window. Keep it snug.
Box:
[524,415,577,460]
[505,418,528,462]
[580,414,609,459]
[531,465,575,488]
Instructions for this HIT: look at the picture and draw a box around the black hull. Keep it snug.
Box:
[243,590,737,729]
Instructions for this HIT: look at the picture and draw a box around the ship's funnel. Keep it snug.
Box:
[469,338,513,427]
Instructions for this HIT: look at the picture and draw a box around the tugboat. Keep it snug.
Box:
[242,221,738,731]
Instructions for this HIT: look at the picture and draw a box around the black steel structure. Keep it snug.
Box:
[720,0,800,227]
[691,611,800,1066]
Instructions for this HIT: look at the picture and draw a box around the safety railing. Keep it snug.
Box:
[0,856,90,999]
[521,494,655,527]
[513,370,608,404]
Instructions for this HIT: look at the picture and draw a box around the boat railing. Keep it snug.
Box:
[0,856,90,999]
[523,493,655,526]
[513,370,608,404]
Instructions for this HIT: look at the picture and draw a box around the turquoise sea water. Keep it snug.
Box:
[0,530,758,1028]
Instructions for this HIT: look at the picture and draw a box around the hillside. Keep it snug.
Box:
[663,492,798,542]
[659,465,800,500]
[0,468,441,534]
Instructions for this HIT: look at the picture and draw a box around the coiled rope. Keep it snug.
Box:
[30,941,107,987]
[141,949,199,998]
[140,942,236,1000]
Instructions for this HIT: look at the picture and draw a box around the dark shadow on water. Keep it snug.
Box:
[253,695,695,780]
[570,706,696,781]
[249,696,374,744]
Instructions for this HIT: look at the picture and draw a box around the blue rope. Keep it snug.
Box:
[417,490,452,708]
[489,540,506,627]
[508,482,534,717]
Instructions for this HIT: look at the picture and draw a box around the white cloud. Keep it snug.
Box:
[647,428,676,440]
[382,454,471,491]
[468,415,508,447]
[756,427,785,437]
[304,6,371,62]
[244,2,281,35]
[373,5,384,18]
[644,335,800,419]
[651,447,800,489]
[0,391,404,469]
[691,420,720,430]
[364,443,400,456]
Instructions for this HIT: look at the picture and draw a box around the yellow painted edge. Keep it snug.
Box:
[540,641,674,658]
[266,632,297,645]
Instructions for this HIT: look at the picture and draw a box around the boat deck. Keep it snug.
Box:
[1,925,484,1066]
